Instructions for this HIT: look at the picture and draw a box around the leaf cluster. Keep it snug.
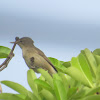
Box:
[1,46,100,100]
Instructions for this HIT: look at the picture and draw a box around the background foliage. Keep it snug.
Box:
[0,46,100,100]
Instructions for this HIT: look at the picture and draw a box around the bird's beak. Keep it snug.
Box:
[10,37,20,44]
[10,40,20,44]
[10,42,15,44]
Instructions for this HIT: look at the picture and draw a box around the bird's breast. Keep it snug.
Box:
[22,48,57,75]
[22,48,35,67]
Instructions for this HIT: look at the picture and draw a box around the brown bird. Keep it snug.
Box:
[11,37,57,75]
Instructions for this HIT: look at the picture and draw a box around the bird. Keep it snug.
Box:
[11,37,57,75]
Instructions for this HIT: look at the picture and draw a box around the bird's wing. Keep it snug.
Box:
[34,47,57,72]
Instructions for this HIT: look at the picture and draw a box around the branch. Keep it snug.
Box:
[0,43,16,71]
[0,83,2,93]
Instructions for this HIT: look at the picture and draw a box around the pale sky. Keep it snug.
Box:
[0,0,100,22]
[0,0,100,93]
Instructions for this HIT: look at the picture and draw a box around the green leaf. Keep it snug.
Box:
[58,72,69,93]
[71,57,93,88]
[72,87,88,99]
[40,89,56,100]
[39,75,45,81]
[28,91,38,100]
[0,46,11,58]
[71,54,93,87]
[93,55,100,66]
[0,93,24,100]
[0,93,13,100]
[1,81,28,95]
[64,67,93,88]
[78,53,93,87]
[67,87,77,99]
[62,61,71,68]
[82,95,100,100]
[96,65,100,86]
[27,69,41,100]
[53,73,62,81]
[82,48,97,78]
[15,94,26,99]
[85,87,100,96]
[60,61,65,64]
[53,74,67,100]
[38,76,45,94]
[65,75,78,88]
[27,69,38,94]
[34,79,53,93]
[48,57,66,70]
[93,49,100,66]
[8,94,24,100]
[25,95,31,100]
[93,49,100,55]
[71,57,82,71]
[38,69,53,88]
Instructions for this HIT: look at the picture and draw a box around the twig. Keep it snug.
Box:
[0,83,2,93]
[0,43,16,71]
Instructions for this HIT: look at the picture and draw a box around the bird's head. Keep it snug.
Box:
[11,37,34,48]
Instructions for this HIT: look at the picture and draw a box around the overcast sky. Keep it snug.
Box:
[0,0,100,93]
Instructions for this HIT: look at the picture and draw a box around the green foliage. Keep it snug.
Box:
[0,46,11,58]
[93,49,100,66]
[1,46,100,100]
[0,69,100,100]
[1,81,28,95]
